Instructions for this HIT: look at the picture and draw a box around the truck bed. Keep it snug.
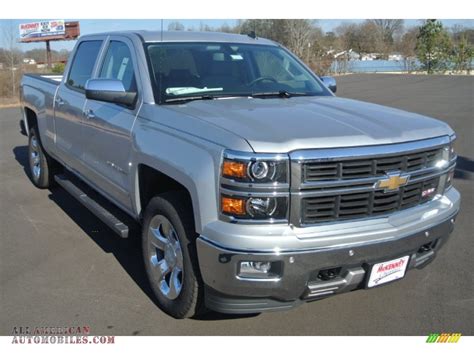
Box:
[23,73,63,85]
[20,73,63,141]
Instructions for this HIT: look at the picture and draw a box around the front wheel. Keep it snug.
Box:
[142,192,205,319]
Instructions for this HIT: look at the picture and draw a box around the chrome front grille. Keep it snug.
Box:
[301,177,439,224]
[289,136,455,227]
[303,148,442,182]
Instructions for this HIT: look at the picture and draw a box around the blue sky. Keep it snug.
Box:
[2,19,473,51]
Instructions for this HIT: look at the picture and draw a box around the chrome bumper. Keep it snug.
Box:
[197,191,460,314]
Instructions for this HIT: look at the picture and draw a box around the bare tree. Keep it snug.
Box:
[397,27,419,72]
[450,24,465,43]
[199,22,213,32]
[167,21,185,31]
[215,22,236,34]
[284,20,314,61]
[368,19,404,57]
[238,19,274,38]
[238,19,319,63]
[307,28,335,75]
[1,20,21,98]
[359,21,383,55]
[450,25,474,45]
[369,19,404,43]
[321,31,339,50]
[336,22,381,58]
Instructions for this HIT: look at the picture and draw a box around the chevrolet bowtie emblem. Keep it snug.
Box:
[376,172,410,192]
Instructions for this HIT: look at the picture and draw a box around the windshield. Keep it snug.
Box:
[145,42,331,103]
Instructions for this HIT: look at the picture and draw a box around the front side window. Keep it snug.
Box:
[146,42,330,103]
[67,40,102,91]
[99,41,137,92]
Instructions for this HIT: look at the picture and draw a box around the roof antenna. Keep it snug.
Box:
[248,30,257,39]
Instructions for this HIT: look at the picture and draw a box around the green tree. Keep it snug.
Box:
[52,62,65,74]
[416,20,452,74]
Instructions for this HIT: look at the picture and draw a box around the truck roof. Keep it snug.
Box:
[80,30,278,46]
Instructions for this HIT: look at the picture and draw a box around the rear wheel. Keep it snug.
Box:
[28,126,58,189]
[142,192,205,318]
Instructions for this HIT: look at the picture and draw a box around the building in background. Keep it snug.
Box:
[22,58,36,65]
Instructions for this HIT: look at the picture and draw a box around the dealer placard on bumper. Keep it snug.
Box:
[368,256,410,288]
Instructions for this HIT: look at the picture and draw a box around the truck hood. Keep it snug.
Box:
[166,96,453,153]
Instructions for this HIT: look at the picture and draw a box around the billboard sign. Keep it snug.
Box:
[19,20,65,40]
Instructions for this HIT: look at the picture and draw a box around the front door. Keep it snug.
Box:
[81,37,141,211]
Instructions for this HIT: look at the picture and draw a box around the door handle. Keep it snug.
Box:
[55,97,65,107]
[84,109,95,119]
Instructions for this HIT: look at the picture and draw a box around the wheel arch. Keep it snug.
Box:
[134,158,218,234]
[23,106,38,136]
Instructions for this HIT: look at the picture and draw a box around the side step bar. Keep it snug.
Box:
[54,174,130,238]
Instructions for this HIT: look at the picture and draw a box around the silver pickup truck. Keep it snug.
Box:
[20,31,460,319]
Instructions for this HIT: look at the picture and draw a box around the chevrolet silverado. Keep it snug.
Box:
[19,31,460,318]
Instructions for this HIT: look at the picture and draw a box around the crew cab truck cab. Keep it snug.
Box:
[20,31,460,318]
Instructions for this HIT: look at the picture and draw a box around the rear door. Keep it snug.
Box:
[80,36,142,211]
[54,39,105,170]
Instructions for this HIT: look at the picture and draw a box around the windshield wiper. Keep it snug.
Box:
[163,91,310,103]
[164,93,252,104]
[164,95,216,104]
[251,90,311,99]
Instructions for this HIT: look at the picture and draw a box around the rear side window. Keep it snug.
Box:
[99,41,137,92]
[67,40,102,91]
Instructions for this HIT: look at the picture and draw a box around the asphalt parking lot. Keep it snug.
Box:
[1,74,473,335]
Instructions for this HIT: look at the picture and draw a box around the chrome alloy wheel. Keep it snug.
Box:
[29,136,41,180]
[148,215,184,300]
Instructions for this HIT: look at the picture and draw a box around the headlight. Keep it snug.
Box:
[449,135,457,160]
[220,150,289,222]
[437,135,457,169]
[221,151,288,184]
[249,161,271,180]
[437,135,457,192]
[220,195,288,220]
[246,197,277,217]
[444,135,457,190]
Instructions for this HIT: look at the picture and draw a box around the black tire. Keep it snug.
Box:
[28,126,59,189]
[142,191,205,319]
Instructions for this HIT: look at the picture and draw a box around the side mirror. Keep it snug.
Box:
[321,76,337,93]
[85,79,137,107]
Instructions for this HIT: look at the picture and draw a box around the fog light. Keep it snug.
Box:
[238,261,282,279]
[246,197,277,217]
[240,261,271,274]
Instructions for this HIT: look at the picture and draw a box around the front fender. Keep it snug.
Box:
[130,118,226,233]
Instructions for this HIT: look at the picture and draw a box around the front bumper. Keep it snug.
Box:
[196,189,460,314]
